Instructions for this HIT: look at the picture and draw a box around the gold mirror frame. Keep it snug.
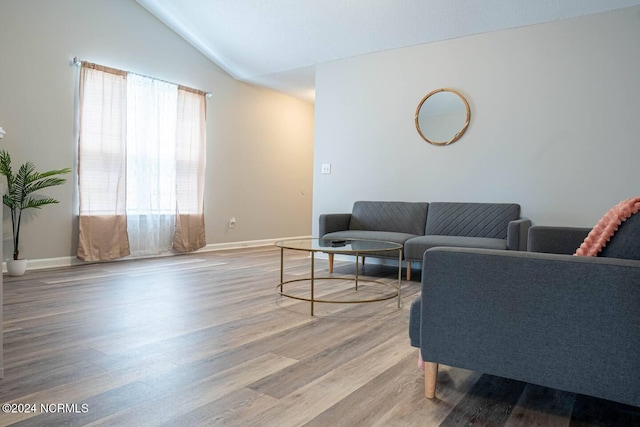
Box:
[415,88,471,146]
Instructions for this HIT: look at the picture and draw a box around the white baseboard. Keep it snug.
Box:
[200,235,311,252]
[2,235,312,273]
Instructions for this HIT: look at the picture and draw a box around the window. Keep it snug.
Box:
[77,62,206,261]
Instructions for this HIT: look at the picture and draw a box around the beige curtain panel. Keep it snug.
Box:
[77,63,130,262]
[173,87,207,252]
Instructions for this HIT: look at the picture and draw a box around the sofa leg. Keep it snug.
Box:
[406,261,411,281]
[328,253,334,273]
[425,362,438,399]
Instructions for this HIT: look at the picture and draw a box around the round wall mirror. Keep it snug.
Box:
[415,88,470,146]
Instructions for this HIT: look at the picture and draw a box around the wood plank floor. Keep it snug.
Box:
[0,246,638,426]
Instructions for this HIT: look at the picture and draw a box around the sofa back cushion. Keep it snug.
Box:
[349,201,429,235]
[599,211,640,260]
[574,197,640,259]
[425,202,520,239]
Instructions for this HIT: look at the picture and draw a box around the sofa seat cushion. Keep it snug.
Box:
[323,230,415,258]
[324,230,416,244]
[404,235,507,261]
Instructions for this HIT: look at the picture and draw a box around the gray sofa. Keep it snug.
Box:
[319,201,531,279]
[409,222,640,407]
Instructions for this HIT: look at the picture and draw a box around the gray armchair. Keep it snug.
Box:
[409,223,640,407]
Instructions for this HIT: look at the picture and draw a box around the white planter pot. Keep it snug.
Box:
[7,258,27,276]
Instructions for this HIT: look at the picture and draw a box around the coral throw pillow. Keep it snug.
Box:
[575,197,640,257]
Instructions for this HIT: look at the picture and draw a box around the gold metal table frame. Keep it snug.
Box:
[275,238,403,316]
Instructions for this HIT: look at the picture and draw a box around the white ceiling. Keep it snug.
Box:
[136,0,640,102]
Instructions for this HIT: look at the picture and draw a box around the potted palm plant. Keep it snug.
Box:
[0,150,71,276]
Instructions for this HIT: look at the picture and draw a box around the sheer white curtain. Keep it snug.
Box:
[77,62,207,261]
[126,74,178,256]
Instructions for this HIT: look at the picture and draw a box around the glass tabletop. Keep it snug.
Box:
[275,238,402,253]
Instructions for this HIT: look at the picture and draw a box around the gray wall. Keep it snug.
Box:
[313,6,640,235]
[0,0,314,261]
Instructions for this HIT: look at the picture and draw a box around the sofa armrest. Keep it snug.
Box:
[527,225,590,254]
[506,218,532,250]
[319,213,352,237]
[419,247,640,407]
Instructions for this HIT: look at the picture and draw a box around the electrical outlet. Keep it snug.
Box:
[321,163,331,174]
[229,217,236,228]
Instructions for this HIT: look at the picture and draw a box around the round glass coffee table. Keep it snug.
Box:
[275,238,403,315]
